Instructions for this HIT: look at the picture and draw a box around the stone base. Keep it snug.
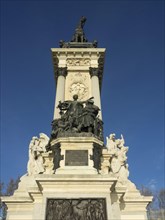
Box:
[2,137,152,220]
[2,174,152,220]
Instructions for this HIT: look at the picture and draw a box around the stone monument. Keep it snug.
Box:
[2,17,152,220]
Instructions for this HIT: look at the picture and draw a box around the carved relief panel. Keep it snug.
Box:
[65,71,91,101]
[66,58,91,66]
[46,198,107,220]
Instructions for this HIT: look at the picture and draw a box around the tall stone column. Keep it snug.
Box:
[89,67,102,119]
[53,67,67,119]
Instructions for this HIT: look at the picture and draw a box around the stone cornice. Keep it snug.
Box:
[50,136,104,147]
[51,48,105,53]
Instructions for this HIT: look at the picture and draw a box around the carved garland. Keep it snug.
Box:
[66,58,90,66]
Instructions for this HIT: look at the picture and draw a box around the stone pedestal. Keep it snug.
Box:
[1,134,152,220]
[50,137,103,175]
[2,173,152,220]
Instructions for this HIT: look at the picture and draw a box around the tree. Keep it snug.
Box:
[158,189,165,209]
[5,178,20,196]
[157,189,165,220]
[140,186,165,220]
[0,177,20,220]
[140,185,153,196]
[140,185,155,220]
[0,182,5,220]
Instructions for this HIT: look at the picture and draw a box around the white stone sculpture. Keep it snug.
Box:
[106,133,130,185]
[27,133,49,175]
[106,133,116,151]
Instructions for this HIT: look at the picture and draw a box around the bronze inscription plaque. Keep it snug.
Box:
[65,150,88,166]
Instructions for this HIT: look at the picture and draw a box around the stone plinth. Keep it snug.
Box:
[50,137,103,174]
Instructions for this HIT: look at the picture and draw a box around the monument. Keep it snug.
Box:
[2,17,152,220]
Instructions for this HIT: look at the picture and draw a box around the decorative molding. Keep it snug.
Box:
[66,58,90,66]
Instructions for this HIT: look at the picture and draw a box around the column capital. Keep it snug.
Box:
[89,67,99,77]
[57,67,67,77]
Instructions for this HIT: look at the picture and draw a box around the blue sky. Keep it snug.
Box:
[1,1,164,191]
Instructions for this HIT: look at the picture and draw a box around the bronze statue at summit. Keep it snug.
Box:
[71,16,88,43]
[50,95,103,141]
[59,16,98,48]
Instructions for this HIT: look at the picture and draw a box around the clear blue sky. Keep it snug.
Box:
[1,1,164,191]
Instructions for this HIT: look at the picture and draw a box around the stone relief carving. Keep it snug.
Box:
[69,82,88,100]
[70,72,87,81]
[46,198,107,220]
[27,133,49,175]
[66,58,90,66]
[66,72,89,101]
